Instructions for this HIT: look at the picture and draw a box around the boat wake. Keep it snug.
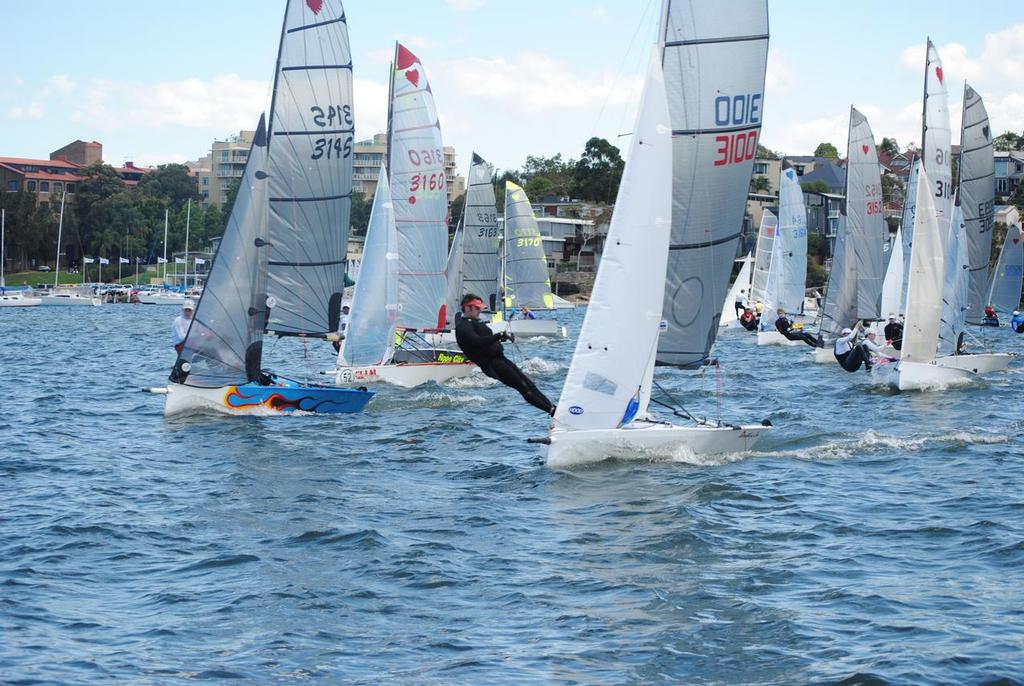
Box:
[750,428,1007,461]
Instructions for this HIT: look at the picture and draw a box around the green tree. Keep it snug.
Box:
[73,163,127,254]
[221,178,240,230]
[349,191,372,236]
[571,137,625,204]
[138,163,199,207]
[813,142,840,159]
[993,131,1023,151]
[1010,182,1024,212]
[202,204,224,241]
[756,144,780,160]
[991,222,1008,268]
[521,154,572,196]
[750,175,771,193]
[448,192,465,233]
[801,180,830,194]
[881,173,904,206]
[0,190,49,268]
[493,169,522,212]
[878,137,900,157]
[525,175,555,200]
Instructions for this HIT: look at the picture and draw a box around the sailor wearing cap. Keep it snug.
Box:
[1011,309,1024,333]
[171,299,195,354]
[833,320,873,373]
[883,312,903,350]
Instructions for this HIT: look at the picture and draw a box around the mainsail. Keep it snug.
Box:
[265,0,353,335]
[846,107,885,319]
[553,49,672,430]
[921,38,952,234]
[338,166,398,367]
[460,153,501,310]
[958,84,996,324]
[502,182,554,311]
[656,0,769,367]
[389,43,448,330]
[748,209,777,305]
[879,227,904,317]
[902,166,944,364]
[175,117,270,387]
[986,225,1024,315]
[819,215,856,341]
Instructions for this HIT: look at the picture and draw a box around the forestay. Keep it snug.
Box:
[959,84,996,325]
[176,117,270,388]
[749,209,777,305]
[265,0,353,335]
[846,107,885,319]
[337,167,398,367]
[656,0,769,367]
[503,182,554,311]
[460,154,501,310]
[902,166,944,364]
[986,224,1024,315]
[553,50,672,431]
[389,43,448,330]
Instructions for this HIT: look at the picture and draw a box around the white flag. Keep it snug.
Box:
[119,257,130,264]
[175,257,186,264]
[83,257,95,264]
[99,257,110,265]
[157,257,168,264]
[194,258,206,265]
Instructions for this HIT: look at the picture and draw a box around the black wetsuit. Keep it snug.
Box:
[884,321,904,350]
[833,331,872,372]
[455,316,555,415]
[775,315,819,347]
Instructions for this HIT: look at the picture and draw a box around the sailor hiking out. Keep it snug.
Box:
[773,308,819,347]
[833,322,877,372]
[455,293,555,415]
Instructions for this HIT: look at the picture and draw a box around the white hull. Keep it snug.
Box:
[756,330,806,346]
[934,352,1012,375]
[872,360,976,391]
[546,420,769,468]
[164,383,233,416]
[138,293,186,305]
[0,294,42,307]
[335,362,475,388]
[40,294,102,306]
[427,318,567,347]
[811,346,834,363]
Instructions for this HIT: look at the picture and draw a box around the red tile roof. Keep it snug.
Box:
[0,156,81,169]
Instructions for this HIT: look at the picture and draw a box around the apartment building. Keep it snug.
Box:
[351,133,465,205]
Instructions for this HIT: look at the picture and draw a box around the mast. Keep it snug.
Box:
[54,191,66,289]
[162,209,169,286]
[184,199,191,291]
[1,208,5,288]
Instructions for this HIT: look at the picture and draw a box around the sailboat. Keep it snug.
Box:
[960,84,997,325]
[747,209,777,308]
[757,163,808,345]
[718,253,753,328]
[448,152,501,315]
[984,224,1023,322]
[0,209,41,307]
[491,181,567,339]
[333,42,473,388]
[879,227,903,320]
[544,0,770,466]
[39,192,101,307]
[149,0,373,415]
[811,107,885,362]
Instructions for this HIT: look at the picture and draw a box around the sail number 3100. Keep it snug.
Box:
[713,93,761,167]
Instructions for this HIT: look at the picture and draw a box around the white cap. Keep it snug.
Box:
[1014,310,1020,315]
[182,299,195,310]
[841,327,852,335]
[888,313,896,320]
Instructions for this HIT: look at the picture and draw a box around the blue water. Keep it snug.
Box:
[2,305,1023,684]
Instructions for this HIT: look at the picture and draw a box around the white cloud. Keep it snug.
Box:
[352,77,388,141]
[46,75,76,96]
[398,35,442,51]
[770,113,848,158]
[8,102,45,120]
[575,5,610,23]
[443,52,643,114]
[445,0,485,10]
[766,48,798,95]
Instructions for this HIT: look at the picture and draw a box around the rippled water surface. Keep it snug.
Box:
[2,305,1023,684]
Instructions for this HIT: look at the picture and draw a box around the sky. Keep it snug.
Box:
[2,1,1022,176]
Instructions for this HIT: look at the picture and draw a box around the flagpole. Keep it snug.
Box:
[99,259,102,284]
[162,208,169,287]
[1,208,5,288]
[184,199,191,291]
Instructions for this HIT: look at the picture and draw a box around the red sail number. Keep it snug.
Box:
[714,130,758,167]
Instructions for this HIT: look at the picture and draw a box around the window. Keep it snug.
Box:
[754,162,768,174]
[53,182,63,194]
[7,180,17,191]
[220,151,229,161]
[39,181,50,192]
[202,177,209,186]
[27,180,36,191]
[66,183,75,193]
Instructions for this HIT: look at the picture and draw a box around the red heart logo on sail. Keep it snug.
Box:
[935,66,943,84]
[306,0,323,14]
[1014,237,1020,244]
[862,144,870,154]
[405,69,420,87]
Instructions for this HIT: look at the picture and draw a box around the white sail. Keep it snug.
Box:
[938,204,968,356]
[176,117,270,387]
[720,255,752,325]
[389,43,448,331]
[901,166,944,364]
[921,38,952,235]
[502,182,555,311]
[265,0,353,335]
[846,107,885,319]
[819,215,856,341]
[899,158,921,311]
[879,227,904,318]
[338,166,398,367]
[656,0,769,367]
[959,84,996,324]
[986,225,1023,315]
[760,165,807,330]
[748,209,777,305]
[444,220,464,325]
[553,49,672,430]
[461,153,500,310]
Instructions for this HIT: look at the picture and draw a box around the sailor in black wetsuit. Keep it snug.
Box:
[773,308,820,347]
[833,325,873,372]
[883,313,904,351]
[739,307,759,332]
[455,293,556,416]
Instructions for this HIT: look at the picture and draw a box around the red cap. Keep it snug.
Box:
[463,298,485,309]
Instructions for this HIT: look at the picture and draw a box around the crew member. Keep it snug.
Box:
[774,308,819,347]
[983,304,999,326]
[833,323,873,372]
[519,306,537,320]
[883,313,904,351]
[1011,310,1024,333]
[734,288,749,318]
[739,307,758,332]
[333,304,351,352]
[455,293,555,415]
[171,300,195,354]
